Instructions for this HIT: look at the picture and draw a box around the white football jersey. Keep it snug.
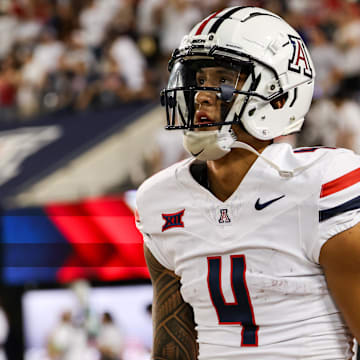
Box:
[136,142,360,360]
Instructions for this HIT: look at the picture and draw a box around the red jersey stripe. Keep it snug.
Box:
[134,208,140,223]
[320,167,360,198]
[195,9,223,35]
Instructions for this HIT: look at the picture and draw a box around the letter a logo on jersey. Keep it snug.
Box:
[288,35,313,79]
[218,209,231,224]
[162,209,185,232]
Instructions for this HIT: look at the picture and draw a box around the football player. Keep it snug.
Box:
[136,6,360,360]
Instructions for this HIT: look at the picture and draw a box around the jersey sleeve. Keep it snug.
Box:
[135,187,175,271]
[312,150,360,262]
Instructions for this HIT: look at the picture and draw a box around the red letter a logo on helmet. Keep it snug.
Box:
[288,35,313,79]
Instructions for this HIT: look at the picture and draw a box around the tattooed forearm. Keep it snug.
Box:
[144,245,198,360]
[153,273,198,359]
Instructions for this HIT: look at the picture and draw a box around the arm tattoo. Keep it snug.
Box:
[144,245,198,360]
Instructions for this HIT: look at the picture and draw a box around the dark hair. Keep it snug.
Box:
[102,311,113,322]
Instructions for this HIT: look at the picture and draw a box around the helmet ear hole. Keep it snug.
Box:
[270,93,288,109]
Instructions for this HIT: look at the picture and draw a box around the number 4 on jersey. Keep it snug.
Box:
[207,255,259,346]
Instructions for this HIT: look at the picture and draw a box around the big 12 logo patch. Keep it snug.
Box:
[288,34,313,79]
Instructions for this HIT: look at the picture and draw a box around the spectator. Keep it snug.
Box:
[74,38,149,110]
[300,97,339,148]
[308,25,342,98]
[0,54,20,122]
[75,49,126,110]
[47,310,95,360]
[333,88,360,154]
[96,312,125,360]
[286,0,321,15]
[78,0,105,53]
[153,0,202,85]
[31,27,65,78]
[78,0,122,57]
[54,30,98,110]
[155,0,202,56]
[136,0,163,38]
[300,85,360,152]
[13,1,43,46]
[108,29,147,93]
[46,1,79,42]
[16,27,65,116]
[334,2,360,95]
[0,9,18,60]
[16,49,43,118]
[47,311,76,360]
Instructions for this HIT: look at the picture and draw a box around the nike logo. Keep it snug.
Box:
[191,149,204,157]
[255,195,285,210]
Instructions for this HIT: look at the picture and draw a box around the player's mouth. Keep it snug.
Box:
[195,111,216,126]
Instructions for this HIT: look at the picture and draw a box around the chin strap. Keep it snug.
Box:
[231,141,327,178]
[183,127,326,178]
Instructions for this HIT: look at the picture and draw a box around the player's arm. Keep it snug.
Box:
[319,222,360,340]
[144,244,198,360]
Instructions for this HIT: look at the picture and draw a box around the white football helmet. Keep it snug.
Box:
[161,6,315,162]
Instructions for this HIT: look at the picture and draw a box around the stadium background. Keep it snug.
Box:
[0,0,359,359]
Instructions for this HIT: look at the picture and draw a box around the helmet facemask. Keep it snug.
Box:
[161,56,258,132]
[160,54,281,160]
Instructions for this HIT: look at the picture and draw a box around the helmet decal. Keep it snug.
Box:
[289,87,298,108]
[195,9,223,35]
[195,7,251,36]
[288,35,314,79]
[240,12,281,23]
[207,7,247,34]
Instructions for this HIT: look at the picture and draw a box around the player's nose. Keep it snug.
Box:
[195,89,217,107]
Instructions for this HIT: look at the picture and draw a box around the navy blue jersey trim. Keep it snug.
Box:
[294,146,336,153]
[294,147,319,153]
[208,7,249,34]
[319,195,360,222]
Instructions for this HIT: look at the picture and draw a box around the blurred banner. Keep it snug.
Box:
[2,191,149,285]
[0,100,155,204]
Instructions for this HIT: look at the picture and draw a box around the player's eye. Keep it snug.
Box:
[220,76,235,85]
[196,75,206,86]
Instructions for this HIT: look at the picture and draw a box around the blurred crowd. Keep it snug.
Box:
[0,0,360,150]
[47,310,127,360]
[23,280,152,360]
